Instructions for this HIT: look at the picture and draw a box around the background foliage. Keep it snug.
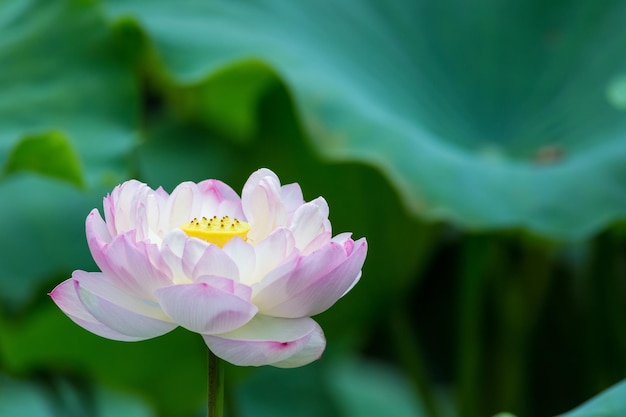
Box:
[1,0,626,416]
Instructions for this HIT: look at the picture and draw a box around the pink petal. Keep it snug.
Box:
[203,315,326,368]
[332,232,355,253]
[86,208,112,245]
[162,231,241,284]
[215,199,245,220]
[242,168,280,195]
[191,244,240,282]
[222,237,256,284]
[160,230,197,282]
[280,183,304,215]
[252,243,346,304]
[179,237,217,278]
[198,179,240,202]
[196,276,252,300]
[71,271,177,339]
[164,182,202,230]
[133,192,163,241]
[103,180,147,236]
[101,233,173,297]
[155,282,257,334]
[242,169,287,242]
[50,278,144,341]
[253,238,367,318]
[197,179,244,219]
[86,209,113,272]
[246,228,295,285]
[301,230,333,255]
[289,197,331,252]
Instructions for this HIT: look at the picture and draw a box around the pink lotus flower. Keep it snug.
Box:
[50,169,367,368]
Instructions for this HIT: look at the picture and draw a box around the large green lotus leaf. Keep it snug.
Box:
[106,0,626,239]
[494,379,626,417]
[234,356,427,417]
[0,376,52,417]
[0,174,104,309]
[0,0,137,185]
[0,375,157,417]
[235,362,339,417]
[556,379,626,417]
[134,114,246,191]
[326,358,428,417]
[0,0,139,308]
[4,132,84,188]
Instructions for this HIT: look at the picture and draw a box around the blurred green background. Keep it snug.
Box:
[2,0,626,416]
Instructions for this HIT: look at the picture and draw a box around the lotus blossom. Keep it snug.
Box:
[50,169,367,368]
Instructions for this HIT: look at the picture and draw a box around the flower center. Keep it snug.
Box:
[181,216,250,247]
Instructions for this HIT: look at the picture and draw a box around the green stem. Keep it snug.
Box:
[493,236,554,416]
[390,306,442,417]
[208,350,224,417]
[456,236,495,417]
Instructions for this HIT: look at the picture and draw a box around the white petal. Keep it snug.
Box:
[289,197,331,251]
[102,233,173,297]
[197,179,244,219]
[203,315,326,367]
[134,192,163,242]
[301,230,332,255]
[181,237,212,279]
[191,244,240,282]
[86,208,112,245]
[246,228,295,285]
[85,209,113,274]
[242,169,287,242]
[163,231,241,284]
[160,230,190,283]
[196,276,252,300]
[280,183,304,215]
[103,180,147,236]
[222,237,256,284]
[165,182,201,230]
[155,282,257,334]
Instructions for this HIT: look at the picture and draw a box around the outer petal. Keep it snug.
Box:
[50,278,144,342]
[155,282,257,334]
[253,238,367,318]
[62,271,177,340]
[203,315,326,368]
[52,271,177,340]
[86,209,113,272]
